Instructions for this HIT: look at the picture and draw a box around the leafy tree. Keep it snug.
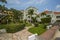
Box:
[0,5,8,12]
[41,12,46,16]
[41,12,51,23]
[0,0,7,3]
[28,9,34,15]
[41,17,51,23]
[28,9,34,23]
[10,8,23,22]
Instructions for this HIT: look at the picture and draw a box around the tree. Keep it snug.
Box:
[28,9,34,23]
[28,9,34,15]
[41,16,51,23]
[0,0,7,3]
[10,8,23,23]
[0,5,8,12]
[41,12,46,16]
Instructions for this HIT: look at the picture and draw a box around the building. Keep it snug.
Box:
[44,10,60,24]
[23,7,38,21]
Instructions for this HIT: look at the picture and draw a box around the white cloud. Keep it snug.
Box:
[7,0,21,4]
[23,0,45,5]
[55,5,60,12]
[56,5,60,9]
[45,8,49,11]
[6,0,46,9]
[7,0,45,5]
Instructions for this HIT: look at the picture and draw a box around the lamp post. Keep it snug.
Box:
[7,19,8,24]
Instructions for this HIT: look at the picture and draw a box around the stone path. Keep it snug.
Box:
[0,33,12,40]
[13,27,32,40]
[0,27,32,40]
[52,30,60,40]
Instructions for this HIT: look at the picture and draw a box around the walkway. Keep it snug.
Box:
[13,27,32,40]
[0,27,32,40]
[52,29,60,40]
[39,26,59,40]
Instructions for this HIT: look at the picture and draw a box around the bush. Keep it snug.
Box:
[6,23,25,33]
[0,25,3,29]
[41,17,51,23]
[0,24,6,29]
[0,23,25,33]
[34,23,38,27]
[25,21,32,27]
[28,24,46,35]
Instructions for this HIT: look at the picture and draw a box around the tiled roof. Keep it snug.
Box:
[54,12,60,14]
[39,26,59,40]
[44,10,52,14]
[44,10,60,14]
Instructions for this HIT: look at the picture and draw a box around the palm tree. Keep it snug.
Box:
[28,9,34,23]
[28,9,34,15]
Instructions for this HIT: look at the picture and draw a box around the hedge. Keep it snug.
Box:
[6,24,25,33]
[0,23,25,33]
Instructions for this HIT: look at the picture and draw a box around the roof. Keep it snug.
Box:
[39,26,59,40]
[44,10,60,14]
[54,12,60,14]
[44,10,52,14]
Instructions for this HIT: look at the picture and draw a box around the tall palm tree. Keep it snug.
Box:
[28,9,34,23]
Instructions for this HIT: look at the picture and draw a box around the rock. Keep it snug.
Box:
[0,29,6,34]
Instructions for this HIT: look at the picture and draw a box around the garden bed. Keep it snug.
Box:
[28,24,47,35]
[0,23,25,33]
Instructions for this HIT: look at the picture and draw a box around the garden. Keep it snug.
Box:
[0,0,51,35]
[0,23,25,33]
[28,24,47,35]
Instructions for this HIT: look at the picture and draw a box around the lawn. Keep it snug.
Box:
[28,24,47,35]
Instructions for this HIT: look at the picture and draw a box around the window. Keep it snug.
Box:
[56,16,60,18]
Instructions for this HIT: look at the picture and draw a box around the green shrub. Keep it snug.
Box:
[25,22,32,27]
[5,23,25,33]
[0,25,3,29]
[0,23,25,33]
[41,17,51,23]
[28,24,46,35]
[34,23,38,27]
[0,24,6,29]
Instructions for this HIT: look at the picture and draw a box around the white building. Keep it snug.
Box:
[23,7,38,21]
[44,10,60,24]
[23,7,60,24]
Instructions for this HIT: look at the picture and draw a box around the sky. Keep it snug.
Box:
[2,0,60,12]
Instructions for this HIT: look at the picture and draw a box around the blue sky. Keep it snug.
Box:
[4,0,60,12]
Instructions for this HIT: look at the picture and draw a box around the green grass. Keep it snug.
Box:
[0,23,25,33]
[0,24,6,29]
[25,22,32,27]
[28,24,46,35]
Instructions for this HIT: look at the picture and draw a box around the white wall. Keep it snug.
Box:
[28,34,39,40]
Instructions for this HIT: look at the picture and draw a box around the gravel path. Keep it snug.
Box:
[13,27,32,40]
[0,27,32,40]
